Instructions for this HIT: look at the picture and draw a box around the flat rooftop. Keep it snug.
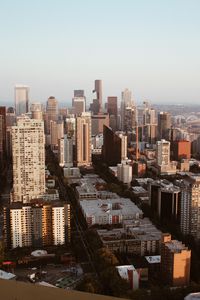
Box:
[80,198,143,218]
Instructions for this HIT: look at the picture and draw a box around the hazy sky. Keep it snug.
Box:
[0,0,200,106]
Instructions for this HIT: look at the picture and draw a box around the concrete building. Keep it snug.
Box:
[177,175,200,240]
[52,205,70,245]
[102,126,127,166]
[171,140,191,161]
[107,96,118,131]
[121,88,134,131]
[4,202,71,249]
[161,234,191,286]
[76,112,91,166]
[12,116,45,203]
[117,161,132,184]
[90,80,102,114]
[116,265,139,290]
[80,198,143,226]
[97,218,162,256]
[0,106,6,170]
[15,85,29,116]
[59,135,73,167]
[31,103,43,120]
[150,180,181,223]
[72,97,85,115]
[49,120,64,148]
[46,97,58,133]
[158,111,171,140]
[91,114,109,135]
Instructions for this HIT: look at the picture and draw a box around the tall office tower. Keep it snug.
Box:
[59,135,73,167]
[161,234,191,287]
[124,106,136,132]
[46,96,58,133]
[66,115,76,138]
[90,80,103,114]
[156,139,170,166]
[91,114,109,135]
[178,175,200,240]
[74,90,85,98]
[102,126,127,166]
[121,88,133,130]
[59,108,68,120]
[6,107,16,160]
[31,102,43,120]
[107,96,118,131]
[150,180,181,223]
[11,116,45,202]
[15,85,29,116]
[0,107,6,170]
[50,120,64,147]
[72,97,86,115]
[158,111,171,140]
[143,124,157,144]
[76,112,91,166]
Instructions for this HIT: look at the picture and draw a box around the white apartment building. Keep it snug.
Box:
[117,161,132,184]
[59,135,73,167]
[10,206,32,248]
[156,139,170,166]
[12,116,45,202]
[52,207,65,245]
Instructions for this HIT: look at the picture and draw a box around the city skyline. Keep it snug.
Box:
[0,0,200,104]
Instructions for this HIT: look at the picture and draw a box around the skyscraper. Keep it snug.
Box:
[15,85,29,116]
[76,112,91,166]
[156,139,170,166]
[12,116,45,202]
[90,80,102,114]
[158,111,171,140]
[121,88,133,131]
[107,96,118,131]
[72,97,86,115]
[59,135,73,167]
[46,96,58,133]
[0,107,6,170]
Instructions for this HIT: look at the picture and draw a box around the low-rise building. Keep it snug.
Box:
[97,218,162,256]
[80,198,143,226]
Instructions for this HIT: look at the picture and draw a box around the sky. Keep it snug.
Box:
[0,0,200,106]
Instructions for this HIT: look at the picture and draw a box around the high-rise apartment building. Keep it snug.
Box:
[156,139,170,166]
[11,116,45,202]
[4,202,71,249]
[76,112,91,166]
[158,111,171,140]
[59,135,73,167]
[178,175,200,240]
[161,234,191,286]
[15,85,29,116]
